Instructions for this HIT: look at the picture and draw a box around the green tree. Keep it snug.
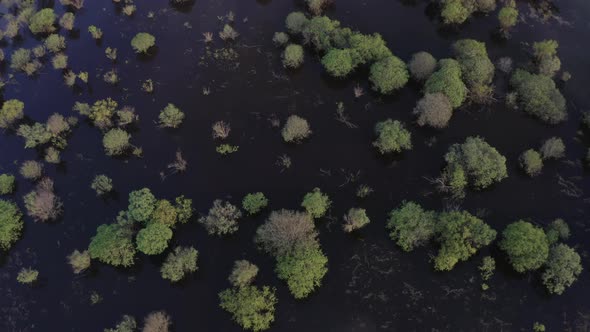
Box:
[198,200,242,236]
[498,5,518,33]
[229,260,259,287]
[131,32,155,53]
[519,149,543,177]
[151,199,178,227]
[285,11,309,34]
[348,32,392,65]
[20,160,43,180]
[302,16,340,52]
[301,188,331,219]
[510,69,567,124]
[281,115,311,143]
[160,246,198,282]
[17,123,51,148]
[386,201,436,252]
[276,246,328,299]
[174,195,193,224]
[0,174,15,195]
[321,49,354,78]
[67,249,91,274]
[372,119,412,154]
[533,40,561,77]
[408,51,437,81]
[104,315,137,332]
[539,137,565,160]
[542,244,582,295]
[342,208,370,232]
[17,268,39,284]
[219,285,277,331]
[103,128,131,156]
[282,44,304,69]
[242,193,268,215]
[136,222,173,255]
[369,56,409,94]
[479,256,496,281]
[91,175,113,196]
[29,8,56,34]
[452,39,494,87]
[499,220,549,273]
[127,188,156,222]
[546,218,569,245]
[441,0,470,24]
[0,200,24,251]
[425,59,467,109]
[158,104,184,128]
[0,99,24,128]
[88,220,136,267]
[44,34,66,53]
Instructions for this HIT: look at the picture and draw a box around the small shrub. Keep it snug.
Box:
[20,160,43,180]
[542,244,582,295]
[216,144,239,155]
[539,137,565,160]
[282,44,304,69]
[281,115,311,143]
[519,149,543,177]
[160,246,198,282]
[546,218,570,245]
[91,175,113,196]
[219,24,239,41]
[104,315,136,332]
[372,119,412,154]
[199,200,243,236]
[212,121,231,139]
[228,260,259,287]
[103,129,131,156]
[301,188,331,219]
[479,256,495,281]
[59,12,75,30]
[10,48,31,72]
[52,53,68,69]
[409,51,437,81]
[158,104,184,128]
[242,192,268,215]
[131,32,155,53]
[276,245,328,299]
[17,267,39,284]
[342,208,370,232]
[67,249,91,274]
[44,147,60,164]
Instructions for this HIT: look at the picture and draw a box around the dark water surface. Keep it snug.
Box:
[2,0,590,331]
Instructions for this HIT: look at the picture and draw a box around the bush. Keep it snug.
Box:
[10,48,32,72]
[29,8,56,34]
[128,188,156,222]
[479,256,495,281]
[342,208,370,232]
[136,223,173,255]
[539,137,565,159]
[542,244,582,295]
[386,201,436,252]
[301,188,331,219]
[242,193,268,215]
[372,119,412,154]
[229,260,259,287]
[67,249,91,274]
[282,44,304,69]
[255,209,318,257]
[281,115,311,143]
[276,245,328,299]
[434,211,496,271]
[519,149,543,177]
[219,285,277,331]
[160,246,198,282]
[20,160,43,180]
[131,32,156,54]
[199,200,242,236]
[369,56,409,94]
[103,129,131,156]
[546,218,569,245]
[413,93,453,128]
[158,104,184,128]
[0,200,24,250]
[0,174,16,195]
[321,49,354,78]
[499,220,549,273]
[23,178,63,222]
[409,51,437,81]
[510,69,567,124]
[285,12,309,34]
[0,99,25,128]
[44,34,66,53]
[424,59,467,109]
[142,311,171,332]
[272,32,289,46]
[17,268,39,284]
[88,220,136,267]
[91,175,113,196]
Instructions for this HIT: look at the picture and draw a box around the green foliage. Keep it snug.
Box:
[0,174,15,195]
[85,98,118,129]
[519,149,543,177]
[175,195,193,224]
[539,137,565,160]
[443,136,507,190]
[255,209,318,257]
[285,12,309,34]
[433,211,496,271]
[0,200,23,251]
[479,256,495,281]
[348,32,392,65]
[160,246,198,282]
[533,40,561,77]
[136,222,173,255]
[10,48,32,72]
[281,115,311,143]
[546,218,570,245]
[17,123,51,148]
[321,49,354,77]
[104,315,137,332]
[342,208,370,232]
[44,34,66,53]
[216,144,239,154]
[91,175,113,196]
[59,12,75,30]
[533,322,546,332]
[29,8,56,34]
[131,32,156,53]
[219,285,277,332]
[500,220,549,273]
[413,93,453,128]
[272,32,289,46]
[229,260,259,287]
[510,69,567,124]
[51,53,68,69]
[301,188,331,219]
[17,267,39,284]
[242,193,268,215]
[386,201,436,252]
[103,128,130,156]
[89,220,136,267]
[302,16,340,52]
[151,199,178,227]
[282,44,304,69]
[424,59,467,109]
[0,99,24,128]
[452,39,494,92]
[158,103,184,128]
[372,119,412,154]
[88,25,103,39]
[276,246,328,299]
[19,160,43,180]
[409,51,437,81]
[127,188,156,222]
[369,56,409,94]
[542,244,582,295]
[498,5,518,31]
[199,200,243,236]
[67,249,91,274]
[441,0,470,24]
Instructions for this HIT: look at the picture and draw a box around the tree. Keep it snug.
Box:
[285,12,309,34]
[424,59,467,109]
[499,220,549,273]
[59,12,75,30]
[408,51,437,81]
[104,315,137,332]
[242,193,268,215]
[510,69,566,124]
[539,137,565,159]
[219,285,277,331]
[546,218,569,245]
[542,244,582,295]
[0,200,23,251]
[229,260,259,287]
[128,188,156,222]
[158,104,184,128]
[136,223,173,255]
[89,220,136,267]
[174,195,193,224]
[29,8,56,34]
[276,245,328,299]
[17,123,51,148]
[0,99,24,128]
[103,129,131,156]
[519,149,543,177]
[160,246,198,282]
[44,34,66,53]
[441,0,470,24]
[342,208,370,232]
[386,201,436,252]
[321,49,354,78]
[369,56,409,94]
[88,25,103,39]
[434,211,496,271]
[372,119,412,154]
[17,268,39,284]
[67,249,91,274]
[282,44,304,69]
[348,32,392,65]
[0,174,15,195]
[199,200,242,236]
[131,33,156,53]
[452,39,494,87]
[91,175,113,196]
[281,115,311,143]
[142,311,170,332]
[413,93,453,128]
[498,5,518,33]
[479,256,496,281]
[255,209,318,257]
[20,160,43,180]
[301,188,331,219]
[272,32,289,46]
[151,199,178,227]
[23,178,63,222]
[302,16,340,52]
[533,40,560,77]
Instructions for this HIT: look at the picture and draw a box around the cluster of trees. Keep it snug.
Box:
[105,311,171,332]
[438,0,519,36]
[88,188,193,267]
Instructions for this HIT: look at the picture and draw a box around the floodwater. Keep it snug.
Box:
[1,0,590,331]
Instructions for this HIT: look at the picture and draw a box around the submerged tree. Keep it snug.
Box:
[0,199,24,251]
[199,200,242,236]
[219,285,277,331]
[542,244,582,295]
[510,69,567,124]
[88,219,136,267]
[158,104,184,128]
[142,311,171,332]
[499,220,549,273]
[255,210,318,257]
[103,129,131,156]
[281,115,311,143]
[160,246,198,282]
[91,175,113,196]
[0,174,15,195]
[386,201,436,252]
[413,93,453,128]
[23,178,63,222]
[128,188,156,223]
[342,208,370,233]
[67,249,91,274]
[519,149,543,177]
[0,99,25,129]
[408,51,437,82]
[242,193,269,216]
[369,56,409,94]
[372,119,412,154]
[282,44,304,69]
[424,59,467,109]
[301,188,331,219]
[131,32,156,54]
[229,260,259,288]
[29,8,56,35]
[275,245,328,299]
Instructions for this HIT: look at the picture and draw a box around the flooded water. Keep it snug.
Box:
[1,0,590,331]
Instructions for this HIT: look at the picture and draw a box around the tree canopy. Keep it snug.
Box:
[499,220,549,273]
